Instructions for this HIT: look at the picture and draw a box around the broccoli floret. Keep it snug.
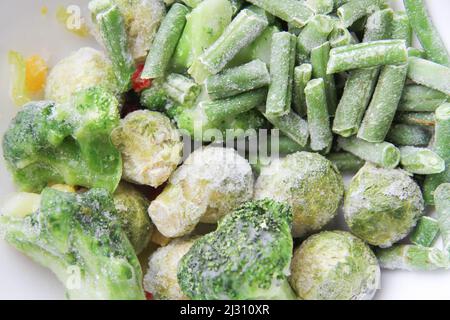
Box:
[3,87,122,193]
[177,200,297,300]
[0,188,145,300]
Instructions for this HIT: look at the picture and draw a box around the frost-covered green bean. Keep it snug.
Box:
[327,40,408,74]
[293,64,312,117]
[290,231,380,300]
[407,47,426,58]
[296,15,334,62]
[410,216,440,247]
[336,0,388,27]
[407,57,450,96]
[163,73,201,105]
[435,183,450,256]
[266,32,296,117]
[399,146,445,175]
[398,84,449,112]
[327,152,365,173]
[358,64,408,143]
[255,152,344,238]
[391,11,412,46]
[386,124,432,147]
[376,245,448,271]
[205,59,270,100]
[263,111,309,147]
[246,0,314,28]
[111,110,183,188]
[142,3,189,79]
[338,137,400,169]
[344,163,424,247]
[305,79,333,152]
[396,112,435,127]
[188,8,268,83]
[306,0,334,14]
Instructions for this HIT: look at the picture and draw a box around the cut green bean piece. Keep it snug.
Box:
[311,42,338,115]
[305,79,333,152]
[230,0,244,14]
[205,60,270,100]
[327,152,365,172]
[424,104,450,205]
[269,135,313,155]
[358,64,408,143]
[171,0,233,72]
[179,0,203,7]
[163,73,201,105]
[329,24,355,48]
[404,0,450,67]
[337,0,388,27]
[362,9,393,42]
[327,40,408,74]
[296,15,334,63]
[263,111,309,147]
[391,11,412,47]
[293,64,312,117]
[400,146,445,175]
[386,124,432,147]
[407,57,450,96]
[410,216,440,247]
[396,112,435,127]
[435,183,450,255]
[188,8,269,83]
[306,0,334,14]
[407,47,426,58]
[92,3,135,91]
[338,136,400,168]
[376,245,449,271]
[398,84,449,112]
[142,4,189,79]
[266,32,296,117]
[246,0,314,28]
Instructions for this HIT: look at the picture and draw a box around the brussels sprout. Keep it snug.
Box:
[290,231,381,300]
[144,237,197,300]
[254,152,344,238]
[344,163,424,248]
[45,47,119,103]
[111,110,183,188]
[113,182,153,254]
[148,147,254,238]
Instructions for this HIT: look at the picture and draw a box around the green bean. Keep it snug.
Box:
[311,42,338,115]
[271,135,313,154]
[332,9,392,137]
[329,25,355,48]
[410,216,440,247]
[266,32,296,117]
[435,183,450,255]
[93,4,135,91]
[246,0,314,28]
[386,124,432,147]
[327,40,408,74]
[188,8,268,83]
[376,245,449,271]
[142,4,189,79]
[407,57,450,96]
[358,64,408,143]
[263,110,309,147]
[404,0,450,67]
[395,112,435,127]
[336,0,388,27]
[306,0,334,14]
[296,15,334,62]
[293,64,312,117]
[163,73,201,105]
[398,84,449,112]
[424,104,450,205]
[327,152,365,172]
[391,11,412,47]
[205,60,270,100]
[305,79,333,152]
[338,136,400,169]
[400,146,445,175]
[407,47,426,58]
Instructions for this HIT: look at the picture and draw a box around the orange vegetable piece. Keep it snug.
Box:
[25,55,48,93]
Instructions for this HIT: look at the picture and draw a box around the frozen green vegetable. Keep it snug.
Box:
[410,216,440,247]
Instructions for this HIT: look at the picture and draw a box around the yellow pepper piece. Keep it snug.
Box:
[25,55,48,94]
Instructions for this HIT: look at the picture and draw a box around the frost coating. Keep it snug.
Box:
[45,48,119,103]
[290,231,380,300]
[254,152,344,237]
[148,147,254,238]
[344,163,424,247]
[111,110,183,188]
[144,237,196,300]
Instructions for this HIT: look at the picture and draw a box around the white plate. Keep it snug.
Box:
[0,0,449,300]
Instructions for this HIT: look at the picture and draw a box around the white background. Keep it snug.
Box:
[0,0,449,300]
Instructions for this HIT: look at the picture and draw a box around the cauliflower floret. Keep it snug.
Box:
[45,47,119,103]
[148,147,254,238]
[111,110,183,188]
[254,152,344,238]
[144,237,197,300]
